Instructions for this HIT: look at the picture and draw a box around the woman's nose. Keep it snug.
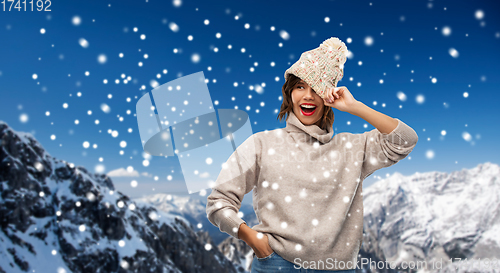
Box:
[304,88,315,97]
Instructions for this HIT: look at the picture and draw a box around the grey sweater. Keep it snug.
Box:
[206,111,418,270]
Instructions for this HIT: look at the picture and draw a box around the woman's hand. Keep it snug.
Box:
[323,86,358,112]
[250,233,274,259]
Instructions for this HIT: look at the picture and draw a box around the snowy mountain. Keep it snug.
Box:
[134,163,500,273]
[4,117,497,273]
[0,120,242,273]
[361,162,500,273]
[134,193,259,272]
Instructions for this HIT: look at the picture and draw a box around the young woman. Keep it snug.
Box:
[206,37,418,272]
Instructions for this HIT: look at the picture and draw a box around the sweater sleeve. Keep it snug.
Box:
[360,118,418,181]
[206,133,261,240]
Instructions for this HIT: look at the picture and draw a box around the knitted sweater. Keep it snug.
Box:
[206,111,418,270]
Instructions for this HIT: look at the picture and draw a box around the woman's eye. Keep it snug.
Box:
[296,86,304,89]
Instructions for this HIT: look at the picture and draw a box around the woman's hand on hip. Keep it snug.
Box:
[249,232,274,258]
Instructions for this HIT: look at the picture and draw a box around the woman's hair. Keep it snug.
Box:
[277,73,334,131]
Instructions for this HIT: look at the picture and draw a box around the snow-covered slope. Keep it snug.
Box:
[134,194,208,230]
[0,120,241,273]
[361,162,500,273]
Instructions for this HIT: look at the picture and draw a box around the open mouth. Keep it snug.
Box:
[300,105,316,116]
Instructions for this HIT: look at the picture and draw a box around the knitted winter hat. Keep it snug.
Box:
[284,37,348,99]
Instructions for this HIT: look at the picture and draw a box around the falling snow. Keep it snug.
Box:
[0,4,494,259]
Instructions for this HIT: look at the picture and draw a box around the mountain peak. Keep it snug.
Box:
[0,121,242,273]
[362,161,500,269]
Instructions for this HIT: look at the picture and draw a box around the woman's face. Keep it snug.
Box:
[291,79,325,128]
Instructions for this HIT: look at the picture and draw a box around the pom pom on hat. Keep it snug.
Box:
[284,37,348,99]
[320,37,348,55]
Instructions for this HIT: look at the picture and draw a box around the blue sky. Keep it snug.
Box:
[1,0,499,202]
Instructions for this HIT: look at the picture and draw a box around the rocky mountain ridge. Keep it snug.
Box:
[0,120,243,273]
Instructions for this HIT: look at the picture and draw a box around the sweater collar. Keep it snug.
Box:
[284,111,334,144]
